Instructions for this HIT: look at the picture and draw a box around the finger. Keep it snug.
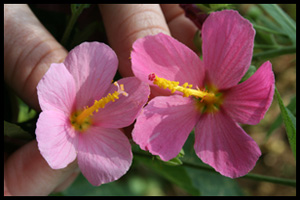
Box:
[99,4,171,77]
[160,4,198,51]
[4,4,67,111]
[4,140,78,196]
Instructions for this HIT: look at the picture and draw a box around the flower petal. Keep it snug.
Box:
[77,127,132,186]
[202,10,255,89]
[194,110,261,178]
[36,110,78,169]
[64,42,118,110]
[132,95,201,161]
[92,77,150,128]
[222,61,275,125]
[131,33,205,89]
[37,63,76,115]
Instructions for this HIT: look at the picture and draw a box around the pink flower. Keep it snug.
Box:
[35,42,150,186]
[131,10,275,178]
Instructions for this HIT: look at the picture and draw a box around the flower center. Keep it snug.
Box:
[148,73,223,113]
[70,82,128,132]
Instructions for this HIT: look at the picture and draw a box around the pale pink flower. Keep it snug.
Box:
[36,42,150,186]
[131,10,275,178]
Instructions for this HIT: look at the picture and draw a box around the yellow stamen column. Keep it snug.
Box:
[148,73,223,113]
[71,81,128,132]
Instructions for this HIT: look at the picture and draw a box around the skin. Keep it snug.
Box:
[4,4,197,195]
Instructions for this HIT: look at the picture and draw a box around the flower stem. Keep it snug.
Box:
[60,4,87,47]
[133,151,296,187]
[182,161,296,187]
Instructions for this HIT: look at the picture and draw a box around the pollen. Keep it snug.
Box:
[148,73,223,113]
[71,81,128,132]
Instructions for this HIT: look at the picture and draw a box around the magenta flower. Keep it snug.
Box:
[131,10,275,178]
[35,42,150,186]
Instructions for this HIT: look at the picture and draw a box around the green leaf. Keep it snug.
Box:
[274,87,296,159]
[259,4,296,44]
[253,45,296,60]
[4,121,32,140]
[266,95,296,139]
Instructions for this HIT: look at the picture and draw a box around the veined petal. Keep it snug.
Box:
[132,95,201,161]
[64,42,118,110]
[92,77,150,128]
[222,61,275,125]
[36,110,78,169]
[202,10,255,89]
[194,109,261,178]
[37,63,76,115]
[131,33,205,89]
[77,127,132,186]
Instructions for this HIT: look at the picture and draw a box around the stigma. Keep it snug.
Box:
[148,73,223,113]
[70,81,128,132]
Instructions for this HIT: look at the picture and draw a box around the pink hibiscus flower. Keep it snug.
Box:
[35,42,150,186]
[131,10,275,178]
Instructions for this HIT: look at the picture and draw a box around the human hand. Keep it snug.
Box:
[4,4,79,196]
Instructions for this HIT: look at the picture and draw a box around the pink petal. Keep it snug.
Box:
[202,10,255,90]
[132,95,201,161]
[36,110,78,169]
[77,127,132,186]
[131,33,205,89]
[194,110,261,178]
[222,61,275,125]
[37,63,76,115]
[64,42,118,110]
[92,77,150,128]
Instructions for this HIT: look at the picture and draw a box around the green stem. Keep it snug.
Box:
[60,4,87,47]
[183,161,296,187]
[133,151,296,187]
